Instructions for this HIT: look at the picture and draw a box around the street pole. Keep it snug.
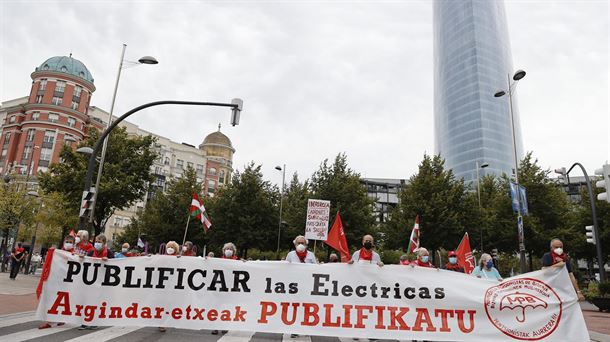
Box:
[476,161,487,252]
[77,100,242,231]
[276,164,286,257]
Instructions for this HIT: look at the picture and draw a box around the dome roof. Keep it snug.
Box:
[35,56,94,83]
[202,129,233,149]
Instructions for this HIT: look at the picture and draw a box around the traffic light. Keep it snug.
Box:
[230,98,243,126]
[595,164,610,203]
[585,225,596,245]
[79,188,95,218]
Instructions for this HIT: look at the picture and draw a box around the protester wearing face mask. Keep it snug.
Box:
[411,247,434,268]
[443,251,464,273]
[399,254,411,265]
[328,253,339,263]
[181,241,195,256]
[221,242,238,260]
[349,235,383,266]
[285,235,317,263]
[86,234,114,260]
[62,236,75,253]
[542,238,584,301]
[75,230,93,257]
[472,253,502,281]
[164,241,179,257]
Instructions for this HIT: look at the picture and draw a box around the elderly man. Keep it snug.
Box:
[542,238,584,301]
[74,230,93,256]
[349,235,383,266]
[286,235,317,263]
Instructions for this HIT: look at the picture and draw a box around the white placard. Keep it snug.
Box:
[305,199,330,240]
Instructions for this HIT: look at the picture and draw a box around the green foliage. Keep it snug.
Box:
[379,249,404,264]
[280,173,311,248]
[39,127,157,236]
[310,153,376,248]
[0,183,36,254]
[35,192,79,246]
[599,281,610,297]
[585,281,600,301]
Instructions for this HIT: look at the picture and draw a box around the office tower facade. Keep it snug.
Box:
[433,0,524,182]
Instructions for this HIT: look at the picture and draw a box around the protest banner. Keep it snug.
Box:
[305,199,330,240]
[37,250,589,341]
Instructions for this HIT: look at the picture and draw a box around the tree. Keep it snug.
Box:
[205,163,278,257]
[280,173,310,248]
[383,154,472,257]
[0,182,36,271]
[119,167,203,252]
[34,192,79,247]
[309,153,376,250]
[39,127,157,236]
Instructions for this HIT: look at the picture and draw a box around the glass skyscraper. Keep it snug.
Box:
[433,0,523,183]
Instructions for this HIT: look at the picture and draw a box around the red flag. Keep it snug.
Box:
[190,193,212,232]
[456,232,476,274]
[407,215,420,253]
[69,229,76,237]
[324,212,351,262]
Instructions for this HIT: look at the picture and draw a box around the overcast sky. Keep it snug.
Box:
[1,0,608,187]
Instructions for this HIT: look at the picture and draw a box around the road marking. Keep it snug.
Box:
[62,326,141,342]
[0,324,74,341]
[0,311,37,328]
[217,330,257,341]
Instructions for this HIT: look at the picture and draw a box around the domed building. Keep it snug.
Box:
[0,55,100,178]
[199,124,235,197]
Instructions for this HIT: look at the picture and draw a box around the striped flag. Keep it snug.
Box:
[190,193,212,233]
[407,215,420,253]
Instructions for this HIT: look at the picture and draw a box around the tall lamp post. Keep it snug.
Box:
[476,161,489,251]
[78,99,243,232]
[88,44,158,227]
[494,69,527,273]
[275,164,286,256]
[555,164,606,282]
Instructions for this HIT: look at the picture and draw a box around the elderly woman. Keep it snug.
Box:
[472,253,502,281]
[411,248,434,268]
[221,242,238,260]
[286,235,317,263]
[181,241,195,256]
[158,241,180,332]
[86,234,114,260]
[74,230,93,257]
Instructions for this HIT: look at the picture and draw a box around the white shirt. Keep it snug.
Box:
[351,249,382,264]
[286,250,317,263]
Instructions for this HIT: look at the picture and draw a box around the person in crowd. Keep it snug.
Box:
[40,235,75,329]
[9,242,25,280]
[74,230,93,256]
[30,252,42,274]
[207,252,215,258]
[472,253,502,281]
[157,241,180,332]
[443,251,464,273]
[348,235,383,266]
[286,235,317,263]
[211,242,240,335]
[410,248,434,268]
[328,253,340,263]
[181,241,195,256]
[86,234,114,260]
[120,243,138,257]
[541,238,584,301]
[399,254,410,265]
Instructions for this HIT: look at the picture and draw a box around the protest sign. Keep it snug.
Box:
[305,199,330,240]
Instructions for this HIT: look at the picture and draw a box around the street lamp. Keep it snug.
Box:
[494,69,527,273]
[555,164,606,282]
[88,44,159,227]
[476,161,489,251]
[275,164,286,256]
[77,99,243,233]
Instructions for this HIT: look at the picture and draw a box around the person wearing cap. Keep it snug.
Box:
[286,235,317,263]
[443,251,464,272]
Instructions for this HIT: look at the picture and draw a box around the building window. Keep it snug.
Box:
[55,80,66,93]
[3,133,11,146]
[67,117,76,127]
[52,96,62,106]
[40,148,52,161]
[207,180,216,194]
[71,101,78,110]
[187,162,194,170]
[164,157,170,165]
[74,85,82,97]
[177,159,184,169]
[26,129,35,142]
[219,170,225,184]
[23,146,32,159]
[155,166,162,175]
[39,79,47,90]
[48,113,59,123]
[208,167,217,175]
[196,164,204,173]
[32,112,40,120]
[64,134,74,145]
[9,116,15,123]
[43,130,55,144]
[36,95,43,103]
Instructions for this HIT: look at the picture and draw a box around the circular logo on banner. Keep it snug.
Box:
[484,278,562,340]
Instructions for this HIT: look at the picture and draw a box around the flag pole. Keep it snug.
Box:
[182,214,191,247]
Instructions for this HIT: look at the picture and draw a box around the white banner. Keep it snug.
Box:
[37,250,589,341]
[305,199,330,240]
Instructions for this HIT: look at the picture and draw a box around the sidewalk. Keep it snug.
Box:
[581,301,610,342]
[0,273,39,315]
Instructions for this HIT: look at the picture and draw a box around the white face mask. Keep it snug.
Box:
[182,246,188,252]
[554,248,563,255]
[63,243,73,250]
[166,248,175,255]
[296,244,306,253]
[224,249,234,257]
[75,237,81,244]
[94,242,103,250]
[122,248,128,253]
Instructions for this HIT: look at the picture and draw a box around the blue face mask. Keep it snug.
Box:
[449,257,457,264]
[486,260,494,269]
[421,256,429,263]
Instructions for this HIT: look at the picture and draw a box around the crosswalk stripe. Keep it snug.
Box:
[282,333,312,342]
[0,323,74,341]
[0,312,37,328]
[217,330,256,341]
[62,326,141,342]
